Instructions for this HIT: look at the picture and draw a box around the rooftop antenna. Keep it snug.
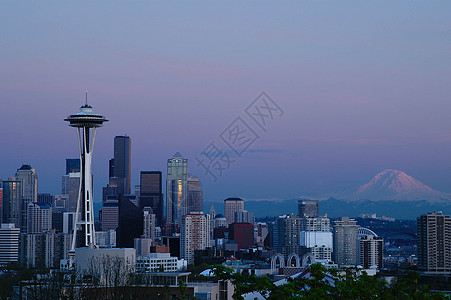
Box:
[85,91,88,105]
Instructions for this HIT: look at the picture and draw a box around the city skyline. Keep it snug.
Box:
[1,2,451,206]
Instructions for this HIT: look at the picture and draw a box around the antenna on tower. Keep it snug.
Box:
[85,91,88,105]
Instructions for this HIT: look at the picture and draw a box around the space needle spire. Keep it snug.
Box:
[65,93,108,262]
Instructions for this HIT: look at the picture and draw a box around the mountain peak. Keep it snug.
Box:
[354,170,449,202]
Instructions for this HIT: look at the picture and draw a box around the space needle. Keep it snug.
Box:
[65,92,108,262]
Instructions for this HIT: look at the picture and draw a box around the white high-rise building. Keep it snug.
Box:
[181,212,210,264]
[0,223,20,265]
[224,198,244,225]
[27,202,52,234]
[300,215,333,261]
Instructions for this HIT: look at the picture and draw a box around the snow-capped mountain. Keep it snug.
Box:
[352,169,451,202]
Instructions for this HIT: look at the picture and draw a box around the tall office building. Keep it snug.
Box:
[143,207,156,241]
[66,159,80,174]
[235,210,255,224]
[274,214,303,256]
[224,198,244,225]
[298,200,319,218]
[27,202,52,234]
[101,197,119,231]
[37,193,54,205]
[2,180,22,230]
[117,194,143,248]
[188,177,203,213]
[15,165,38,232]
[166,152,188,232]
[0,223,20,265]
[140,171,163,226]
[333,217,359,266]
[181,212,210,264]
[114,136,131,195]
[229,223,254,249]
[62,172,81,212]
[417,212,451,275]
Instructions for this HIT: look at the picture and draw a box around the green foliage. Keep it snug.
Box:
[212,264,451,300]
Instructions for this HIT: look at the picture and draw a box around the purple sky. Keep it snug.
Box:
[1,2,451,204]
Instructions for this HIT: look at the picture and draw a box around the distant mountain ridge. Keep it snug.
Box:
[351,169,451,202]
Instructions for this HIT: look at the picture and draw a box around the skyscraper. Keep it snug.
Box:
[2,180,22,230]
[117,194,143,248]
[143,207,156,241]
[224,198,244,225]
[66,159,80,174]
[140,171,163,226]
[417,212,451,275]
[0,223,20,265]
[358,235,383,269]
[333,217,359,266]
[166,152,188,232]
[65,98,108,252]
[188,177,203,213]
[298,200,319,218]
[114,136,131,195]
[181,212,210,264]
[62,172,81,212]
[27,202,52,234]
[300,215,333,261]
[15,165,38,231]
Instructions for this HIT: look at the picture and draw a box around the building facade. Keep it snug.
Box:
[0,223,20,265]
[298,200,319,218]
[333,217,358,266]
[417,212,451,275]
[114,136,132,195]
[166,152,188,232]
[140,171,163,226]
[181,212,210,264]
[224,198,244,225]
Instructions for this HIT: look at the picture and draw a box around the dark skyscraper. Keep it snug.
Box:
[2,180,21,229]
[117,194,143,248]
[109,158,114,178]
[65,159,80,174]
[166,152,188,233]
[139,171,163,227]
[298,200,319,218]
[114,136,131,195]
[188,177,203,213]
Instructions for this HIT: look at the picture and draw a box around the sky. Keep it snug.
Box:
[1,1,451,205]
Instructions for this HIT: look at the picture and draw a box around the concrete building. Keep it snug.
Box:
[61,172,80,212]
[417,211,451,275]
[181,212,210,264]
[274,214,303,256]
[136,252,187,272]
[235,210,255,224]
[143,207,156,241]
[101,198,119,231]
[229,223,254,249]
[358,235,383,269]
[95,230,116,248]
[333,217,358,266]
[74,247,136,273]
[27,202,52,234]
[224,198,244,225]
[0,223,20,265]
